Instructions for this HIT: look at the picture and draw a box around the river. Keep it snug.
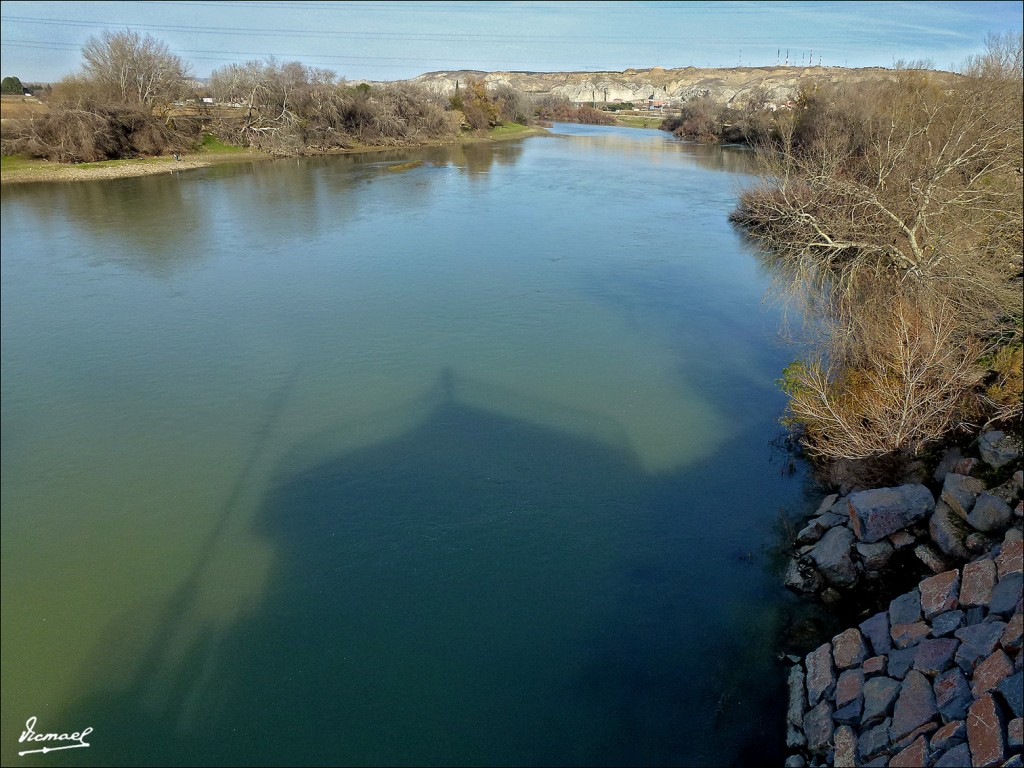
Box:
[1,124,816,766]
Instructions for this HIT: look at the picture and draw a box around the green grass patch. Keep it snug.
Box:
[200,133,246,153]
[0,154,48,172]
[613,116,661,129]
[489,122,532,136]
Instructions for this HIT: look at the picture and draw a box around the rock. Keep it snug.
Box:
[930,502,972,559]
[1017,500,1024,518]
[1000,613,1023,654]
[920,569,961,619]
[913,638,959,677]
[955,621,1007,672]
[786,664,806,748]
[968,532,992,552]
[833,697,863,725]
[816,492,840,515]
[989,572,1023,616]
[942,473,987,517]
[1008,717,1023,750]
[832,628,867,669]
[809,525,857,587]
[890,588,923,625]
[820,586,842,603]
[890,529,917,549]
[888,646,918,679]
[861,611,892,655]
[785,557,823,594]
[1002,755,1024,768]
[931,610,965,637]
[968,693,1006,767]
[954,457,979,476]
[862,675,901,724]
[858,717,892,760]
[930,719,966,752]
[848,484,935,543]
[961,558,998,607]
[915,543,949,574]
[836,667,864,708]
[997,670,1023,718]
[783,756,805,768]
[979,430,1021,469]
[1015,470,1024,493]
[803,699,834,755]
[892,621,931,649]
[863,655,887,675]
[889,735,928,768]
[891,669,938,741]
[806,642,834,707]
[935,667,973,722]
[1007,527,1024,543]
[969,493,1014,532]
[934,447,965,482]
[856,540,894,571]
[935,742,972,767]
[833,724,856,768]
[992,479,1022,506]
[971,649,1014,697]
[796,519,826,545]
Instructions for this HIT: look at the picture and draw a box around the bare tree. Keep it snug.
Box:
[81,29,192,107]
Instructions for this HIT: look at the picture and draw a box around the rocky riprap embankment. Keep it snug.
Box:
[782,431,1023,767]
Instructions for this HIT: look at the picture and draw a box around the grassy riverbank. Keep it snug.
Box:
[0,124,547,185]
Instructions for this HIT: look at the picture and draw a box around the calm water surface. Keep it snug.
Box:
[1,124,814,766]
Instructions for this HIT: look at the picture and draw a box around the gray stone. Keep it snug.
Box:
[989,572,1023,616]
[786,664,806,748]
[979,430,1021,469]
[833,724,856,768]
[857,717,892,760]
[1001,755,1023,768]
[861,757,889,768]
[935,447,965,482]
[857,540,894,571]
[955,621,1007,672]
[997,670,1023,718]
[836,667,864,708]
[942,473,987,517]
[848,484,935,543]
[913,638,959,677]
[888,646,918,679]
[890,588,922,626]
[916,542,948,573]
[891,669,938,740]
[806,642,834,707]
[783,756,806,768]
[1009,716,1023,750]
[803,699,834,755]
[832,628,867,669]
[833,697,863,725]
[796,519,826,545]
[861,611,892,656]
[785,557,823,594]
[931,610,965,637]
[892,621,931,649]
[935,743,971,767]
[935,667,973,722]
[810,525,857,587]
[969,493,1014,533]
[863,675,901,724]
[816,492,840,515]
[930,502,972,560]
[968,531,992,552]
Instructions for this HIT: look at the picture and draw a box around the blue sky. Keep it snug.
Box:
[1,1,1021,82]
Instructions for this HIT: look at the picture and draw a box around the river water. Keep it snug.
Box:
[1,124,815,766]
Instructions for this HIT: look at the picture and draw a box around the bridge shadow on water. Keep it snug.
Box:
[51,369,800,767]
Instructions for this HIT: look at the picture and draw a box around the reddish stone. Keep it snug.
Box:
[971,649,1014,697]
[806,642,834,707]
[930,719,966,752]
[863,655,887,675]
[832,627,868,669]
[890,530,916,549]
[1001,612,1023,654]
[920,569,960,619]
[997,539,1023,578]
[891,720,938,752]
[891,621,931,649]
[836,668,864,708]
[889,735,928,768]
[834,724,856,768]
[967,693,1006,767]
[912,637,959,677]
[961,558,997,608]
[1009,717,1023,750]
[892,669,938,741]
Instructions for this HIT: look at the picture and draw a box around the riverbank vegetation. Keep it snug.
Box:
[730,33,1023,477]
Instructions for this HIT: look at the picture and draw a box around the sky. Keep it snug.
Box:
[1,0,1021,83]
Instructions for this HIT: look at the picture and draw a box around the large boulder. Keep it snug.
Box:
[930,502,971,560]
[847,484,935,543]
[809,525,857,587]
[942,473,986,517]
[967,493,1013,532]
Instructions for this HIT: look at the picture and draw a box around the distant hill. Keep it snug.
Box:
[398,65,952,108]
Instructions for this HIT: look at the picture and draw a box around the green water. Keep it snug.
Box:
[1,124,813,766]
